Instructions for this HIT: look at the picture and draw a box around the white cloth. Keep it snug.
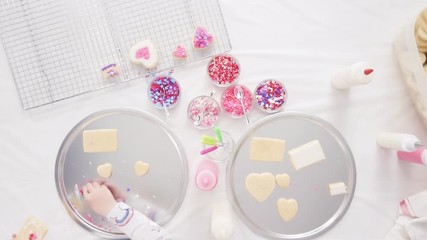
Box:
[2,1,427,240]
[385,191,427,240]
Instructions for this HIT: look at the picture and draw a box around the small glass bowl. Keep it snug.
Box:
[187,95,221,129]
[220,84,253,118]
[254,79,287,113]
[203,131,234,162]
[147,75,181,109]
[207,54,240,87]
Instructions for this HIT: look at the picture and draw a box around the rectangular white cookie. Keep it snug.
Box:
[249,137,286,162]
[328,182,348,196]
[83,129,118,153]
[288,140,325,170]
[16,216,48,240]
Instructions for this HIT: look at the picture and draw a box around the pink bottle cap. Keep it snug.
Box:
[195,160,219,191]
[396,147,427,165]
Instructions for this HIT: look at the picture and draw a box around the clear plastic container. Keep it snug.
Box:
[187,94,221,129]
[395,7,427,129]
[203,131,235,162]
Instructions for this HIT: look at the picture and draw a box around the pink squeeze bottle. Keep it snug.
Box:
[397,147,427,165]
[195,160,219,191]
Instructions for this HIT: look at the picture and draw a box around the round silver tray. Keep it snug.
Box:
[227,112,356,239]
[55,108,188,239]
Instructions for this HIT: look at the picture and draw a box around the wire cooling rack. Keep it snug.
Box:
[0,0,231,109]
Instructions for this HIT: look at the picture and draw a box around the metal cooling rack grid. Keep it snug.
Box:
[0,0,231,109]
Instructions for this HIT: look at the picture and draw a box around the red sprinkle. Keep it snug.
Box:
[29,233,37,240]
[363,68,374,75]
[207,54,240,86]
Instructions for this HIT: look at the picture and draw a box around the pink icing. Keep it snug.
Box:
[172,45,187,59]
[193,26,214,49]
[135,47,150,59]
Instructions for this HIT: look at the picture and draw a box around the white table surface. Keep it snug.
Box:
[1,0,427,239]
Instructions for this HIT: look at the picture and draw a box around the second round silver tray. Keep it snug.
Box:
[55,108,188,239]
[227,112,356,239]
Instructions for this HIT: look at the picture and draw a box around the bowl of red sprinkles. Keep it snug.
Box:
[254,79,287,113]
[220,84,253,118]
[207,54,240,87]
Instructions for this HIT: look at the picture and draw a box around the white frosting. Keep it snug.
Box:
[129,39,159,69]
[288,140,325,171]
[328,182,348,196]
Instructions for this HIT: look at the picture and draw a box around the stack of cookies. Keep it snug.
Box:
[415,8,427,66]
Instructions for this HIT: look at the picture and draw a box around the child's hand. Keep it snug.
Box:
[82,182,117,217]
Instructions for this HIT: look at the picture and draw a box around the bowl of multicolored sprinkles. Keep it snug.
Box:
[254,79,287,113]
[147,76,181,110]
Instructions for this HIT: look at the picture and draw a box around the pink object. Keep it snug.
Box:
[135,47,150,59]
[397,148,427,165]
[172,45,187,59]
[29,233,37,240]
[195,160,219,191]
[364,68,374,75]
[193,26,214,49]
[207,54,240,87]
[200,146,218,155]
[221,85,253,118]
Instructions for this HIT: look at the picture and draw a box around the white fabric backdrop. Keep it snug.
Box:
[1,0,427,239]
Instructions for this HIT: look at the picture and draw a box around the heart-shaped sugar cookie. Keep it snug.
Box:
[97,163,112,178]
[277,198,298,221]
[275,173,290,188]
[135,161,150,176]
[129,39,158,69]
[245,172,275,202]
[172,45,187,59]
[193,26,214,49]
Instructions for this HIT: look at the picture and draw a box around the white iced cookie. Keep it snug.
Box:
[328,182,348,196]
[83,129,117,153]
[288,140,326,170]
[249,137,285,162]
[16,216,49,240]
[275,173,290,188]
[134,161,150,176]
[129,39,159,69]
[277,198,298,221]
[245,172,275,202]
[97,163,113,178]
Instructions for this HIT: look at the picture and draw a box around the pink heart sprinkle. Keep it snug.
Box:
[193,26,214,49]
[29,233,37,240]
[135,47,150,59]
[172,45,187,58]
